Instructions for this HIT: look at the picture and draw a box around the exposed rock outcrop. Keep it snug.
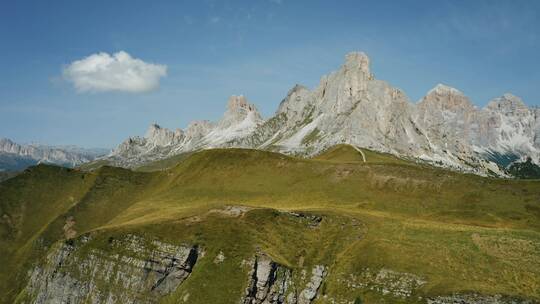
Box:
[242,254,326,304]
[285,212,323,229]
[297,265,326,304]
[144,123,185,147]
[242,255,295,304]
[20,234,202,304]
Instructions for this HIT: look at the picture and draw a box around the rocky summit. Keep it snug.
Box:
[101,52,540,176]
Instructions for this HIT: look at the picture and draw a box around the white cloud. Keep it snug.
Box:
[63,51,167,93]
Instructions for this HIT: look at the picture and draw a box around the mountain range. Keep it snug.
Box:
[101,52,540,176]
[0,138,107,172]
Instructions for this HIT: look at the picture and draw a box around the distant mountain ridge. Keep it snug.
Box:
[0,138,108,171]
[103,52,540,176]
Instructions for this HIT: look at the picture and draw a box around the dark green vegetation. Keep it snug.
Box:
[1,145,540,303]
[508,157,540,179]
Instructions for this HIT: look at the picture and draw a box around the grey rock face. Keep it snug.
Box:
[103,52,540,176]
[482,94,538,154]
[297,265,326,304]
[220,95,263,130]
[242,256,326,304]
[20,234,201,304]
[533,107,540,148]
[144,124,185,147]
[416,85,477,160]
[242,255,295,304]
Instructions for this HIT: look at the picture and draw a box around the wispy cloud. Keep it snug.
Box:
[63,51,167,93]
[209,16,221,24]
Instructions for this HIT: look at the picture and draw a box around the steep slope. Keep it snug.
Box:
[2,147,540,303]
[98,52,539,176]
[0,138,107,171]
[0,165,97,302]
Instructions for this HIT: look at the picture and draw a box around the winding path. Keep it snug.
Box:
[351,145,367,162]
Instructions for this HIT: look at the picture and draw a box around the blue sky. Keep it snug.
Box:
[1,0,539,148]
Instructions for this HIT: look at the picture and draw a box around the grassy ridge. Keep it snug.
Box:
[315,144,409,165]
[1,145,540,303]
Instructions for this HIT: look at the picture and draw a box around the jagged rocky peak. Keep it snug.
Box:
[144,123,184,147]
[219,95,263,129]
[204,95,264,145]
[277,84,311,116]
[481,93,537,157]
[145,123,162,136]
[285,84,310,100]
[227,95,258,112]
[338,51,373,88]
[185,120,213,140]
[419,83,474,112]
[314,52,376,115]
[486,93,529,115]
[344,51,370,75]
[226,95,262,116]
[0,138,19,154]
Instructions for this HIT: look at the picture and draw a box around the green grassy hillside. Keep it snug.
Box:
[1,146,539,303]
[135,151,194,172]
